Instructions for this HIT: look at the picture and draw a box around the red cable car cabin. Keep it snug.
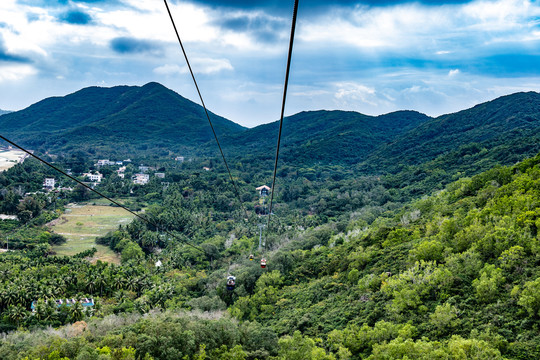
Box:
[260,258,267,268]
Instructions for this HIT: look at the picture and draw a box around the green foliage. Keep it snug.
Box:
[121,242,144,263]
[472,264,506,304]
[3,90,540,360]
[429,303,460,335]
[367,335,503,359]
[518,277,540,317]
[276,331,335,360]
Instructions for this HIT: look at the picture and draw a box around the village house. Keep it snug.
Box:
[96,159,114,166]
[133,173,149,185]
[154,172,165,179]
[175,156,185,162]
[43,178,56,190]
[83,172,103,183]
[116,166,126,179]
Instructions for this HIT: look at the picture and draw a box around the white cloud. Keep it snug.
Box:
[300,0,540,53]
[154,58,233,75]
[0,64,37,82]
[334,82,378,106]
[191,58,234,74]
[448,69,460,77]
[153,64,183,75]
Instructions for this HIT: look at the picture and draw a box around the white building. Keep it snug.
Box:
[155,173,165,179]
[116,166,126,179]
[83,172,103,183]
[96,159,113,166]
[133,173,149,185]
[43,178,56,190]
[175,156,185,162]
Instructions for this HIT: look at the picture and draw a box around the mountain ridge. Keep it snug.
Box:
[0,83,539,179]
[0,82,246,155]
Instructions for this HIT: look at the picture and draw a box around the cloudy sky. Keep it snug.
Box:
[0,0,539,127]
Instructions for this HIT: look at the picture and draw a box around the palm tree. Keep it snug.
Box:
[94,274,108,296]
[33,299,47,321]
[8,305,27,327]
[113,275,126,291]
[5,287,17,306]
[86,278,96,294]
[69,301,84,322]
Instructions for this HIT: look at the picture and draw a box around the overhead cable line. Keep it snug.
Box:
[0,134,205,254]
[266,0,299,235]
[163,0,250,222]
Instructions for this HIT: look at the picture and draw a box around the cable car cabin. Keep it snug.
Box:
[260,258,267,268]
[249,254,254,261]
[226,276,236,291]
[256,185,271,197]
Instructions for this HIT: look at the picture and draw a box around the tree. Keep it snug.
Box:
[122,242,144,263]
[472,264,505,303]
[72,184,90,202]
[429,303,459,335]
[1,190,20,214]
[277,331,335,360]
[7,304,27,327]
[69,301,84,322]
[17,196,44,218]
[518,277,540,317]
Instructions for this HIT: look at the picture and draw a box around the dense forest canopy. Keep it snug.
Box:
[0,88,540,359]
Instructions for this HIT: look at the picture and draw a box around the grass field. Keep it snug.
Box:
[50,204,134,263]
[0,150,27,172]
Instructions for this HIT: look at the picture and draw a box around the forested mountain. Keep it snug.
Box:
[2,84,540,358]
[363,91,540,174]
[3,140,540,358]
[0,82,245,156]
[0,109,10,116]
[1,83,539,182]
[221,110,431,166]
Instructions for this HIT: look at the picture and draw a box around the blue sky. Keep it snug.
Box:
[0,0,539,127]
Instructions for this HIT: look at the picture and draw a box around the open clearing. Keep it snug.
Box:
[0,150,28,172]
[50,204,134,263]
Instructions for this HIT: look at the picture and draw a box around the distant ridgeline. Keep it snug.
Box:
[0,83,539,181]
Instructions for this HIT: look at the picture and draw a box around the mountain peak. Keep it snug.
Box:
[0,83,245,155]
[142,81,167,90]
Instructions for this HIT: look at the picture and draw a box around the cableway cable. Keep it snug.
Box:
[0,134,206,254]
[266,0,299,239]
[163,0,250,222]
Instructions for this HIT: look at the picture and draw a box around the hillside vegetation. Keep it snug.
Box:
[1,86,540,359]
[0,82,245,156]
[2,148,540,359]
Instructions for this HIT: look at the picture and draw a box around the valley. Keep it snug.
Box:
[0,84,539,359]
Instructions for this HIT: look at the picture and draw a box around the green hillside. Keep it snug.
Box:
[2,85,540,359]
[3,143,540,359]
[0,82,246,156]
[364,92,540,172]
[222,110,431,166]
